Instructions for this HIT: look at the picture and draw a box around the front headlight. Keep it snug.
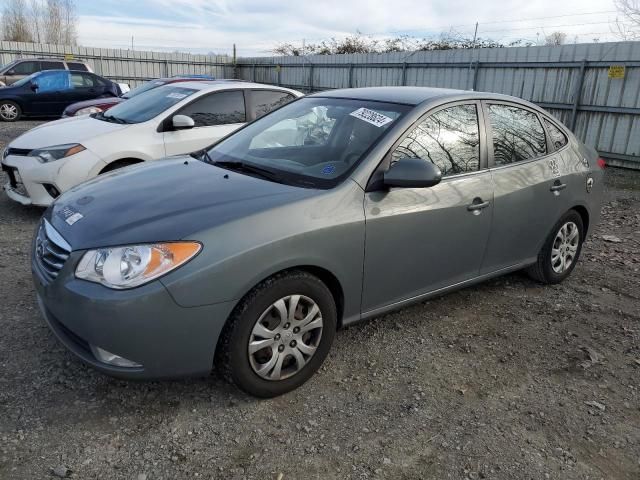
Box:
[28,143,86,163]
[75,106,104,116]
[75,242,201,289]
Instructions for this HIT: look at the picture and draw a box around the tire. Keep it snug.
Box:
[0,100,21,122]
[526,210,584,284]
[217,270,337,398]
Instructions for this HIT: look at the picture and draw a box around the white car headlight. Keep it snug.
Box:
[75,242,201,289]
[75,106,104,116]
[28,143,86,163]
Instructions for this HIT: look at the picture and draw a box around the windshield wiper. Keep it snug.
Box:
[192,149,213,163]
[94,111,129,124]
[213,160,283,183]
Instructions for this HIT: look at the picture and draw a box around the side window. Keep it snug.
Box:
[392,104,480,176]
[41,61,64,70]
[71,72,96,88]
[12,61,40,75]
[488,104,547,165]
[67,62,88,72]
[249,90,295,119]
[543,118,568,150]
[178,90,246,127]
[33,71,71,92]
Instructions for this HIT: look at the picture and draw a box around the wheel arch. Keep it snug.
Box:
[99,157,145,174]
[233,265,346,330]
[570,204,590,236]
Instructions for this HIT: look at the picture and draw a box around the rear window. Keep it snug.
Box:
[543,118,568,150]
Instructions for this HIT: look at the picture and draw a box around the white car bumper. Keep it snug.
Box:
[1,149,107,207]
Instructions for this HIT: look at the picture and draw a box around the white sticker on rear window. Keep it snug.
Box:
[166,92,187,99]
[349,108,394,127]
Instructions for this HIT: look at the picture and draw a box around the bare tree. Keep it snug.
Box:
[2,0,33,42]
[613,0,640,39]
[545,31,567,46]
[29,0,45,43]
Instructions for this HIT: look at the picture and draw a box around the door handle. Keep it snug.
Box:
[550,183,567,192]
[467,198,490,213]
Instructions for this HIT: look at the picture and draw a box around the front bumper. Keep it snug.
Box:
[33,251,236,379]
[1,149,107,207]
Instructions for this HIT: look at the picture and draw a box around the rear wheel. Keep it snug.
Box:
[526,210,584,284]
[0,100,21,121]
[217,271,337,398]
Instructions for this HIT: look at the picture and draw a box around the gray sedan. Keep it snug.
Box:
[32,87,604,397]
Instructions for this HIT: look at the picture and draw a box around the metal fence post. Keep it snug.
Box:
[252,63,256,82]
[348,64,354,88]
[571,59,587,131]
[472,61,480,91]
[308,64,314,93]
[401,62,407,86]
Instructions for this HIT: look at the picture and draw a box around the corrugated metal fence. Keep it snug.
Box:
[0,40,233,87]
[237,41,640,170]
[1,40,640,168]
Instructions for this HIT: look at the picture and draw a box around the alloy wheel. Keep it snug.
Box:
[248,294,323,381]
[551,221,579,274]
[0,103,18,120]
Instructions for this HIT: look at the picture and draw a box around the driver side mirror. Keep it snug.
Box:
[29,82,38,92]
[383,158,442,188]
[172,115,195,130]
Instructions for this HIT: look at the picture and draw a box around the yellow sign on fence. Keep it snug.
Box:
[608,65,625,79]
[64,54,74,61]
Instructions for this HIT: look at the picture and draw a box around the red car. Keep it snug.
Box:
[61,75,217,117]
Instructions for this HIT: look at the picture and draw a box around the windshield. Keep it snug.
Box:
[121,79,168,99]
[12,71,39,88]
[206,97,410,189]
[98,85,197,124]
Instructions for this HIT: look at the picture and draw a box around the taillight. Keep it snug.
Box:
[597,158,606,169]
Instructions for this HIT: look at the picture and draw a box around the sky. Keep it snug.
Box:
[71,0,627,56]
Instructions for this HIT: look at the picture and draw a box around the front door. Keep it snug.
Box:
[362,103,494,313]
[480,102,569,273]
[28,71,73,116]
[163,90,246,156]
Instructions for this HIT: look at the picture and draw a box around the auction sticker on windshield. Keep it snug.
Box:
[349,108,394,127]
[167,92,188,100]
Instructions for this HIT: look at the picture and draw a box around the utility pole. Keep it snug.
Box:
[131,35,134,50]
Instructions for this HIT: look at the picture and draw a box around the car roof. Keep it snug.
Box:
[167,80,302,96]
[310,86,541,109]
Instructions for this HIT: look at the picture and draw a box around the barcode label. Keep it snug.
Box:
[349,108,394,127]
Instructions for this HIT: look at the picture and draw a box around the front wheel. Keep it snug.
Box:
[526,210,584,284]
[0,100,21,121]
[217,271,337,397]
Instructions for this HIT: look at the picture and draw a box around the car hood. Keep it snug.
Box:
[10,115,127,149]
[45,157,319,250]
[64,97,125,114]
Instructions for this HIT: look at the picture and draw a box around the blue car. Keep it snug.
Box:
[0,70,121,121]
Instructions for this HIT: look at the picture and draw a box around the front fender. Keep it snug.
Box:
[160,180,366,325]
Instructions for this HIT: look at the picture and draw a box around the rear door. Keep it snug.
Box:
[69,72,106,101]
[163,90,246,156]
[480,102,569,274]
[362,102,494,312]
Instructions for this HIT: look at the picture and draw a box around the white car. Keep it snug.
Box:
[1,81,302,206]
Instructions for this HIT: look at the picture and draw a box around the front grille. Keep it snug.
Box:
[35,220,71,283]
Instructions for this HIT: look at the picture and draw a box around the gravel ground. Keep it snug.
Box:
[0,120,638,480]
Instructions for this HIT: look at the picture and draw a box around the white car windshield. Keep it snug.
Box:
[205,97,410,188]
[96,85,197,124]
